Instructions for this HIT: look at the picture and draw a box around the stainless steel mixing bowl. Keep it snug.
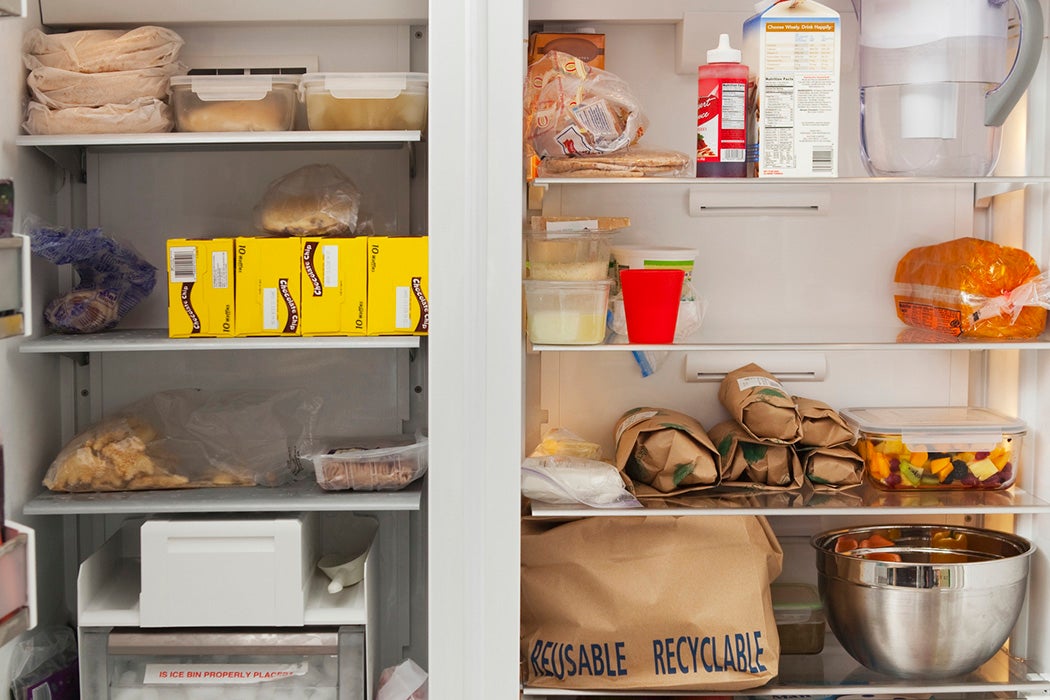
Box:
[812,524,1034,679]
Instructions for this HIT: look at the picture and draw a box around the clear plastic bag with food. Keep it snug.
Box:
[22,26,184,73]
[27,63,186,109]
[24,216,157,333]
[254,163,362,237]
[43,388,322,492]
[23,98,174,135]
[529,427,602,460]
[521,455,642,508]
[536,146,693,178]
[306,434,428,491]
[524,50,648,159]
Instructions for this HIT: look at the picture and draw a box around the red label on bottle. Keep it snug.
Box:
[698,77,746,165]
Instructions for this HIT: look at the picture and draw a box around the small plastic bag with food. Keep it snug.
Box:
[22,26,184,73]
[24,216,157,333]
[254,163,362,237]
[529,427,602,460]
[43,388,322,492]
[521,455,642,509]
[524,50,648,159]
[894,236,1050,339]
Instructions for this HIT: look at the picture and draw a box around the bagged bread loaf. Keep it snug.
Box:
[255,164,362,237]
[894,237,1049,339]
[23,98,173,135]
[23,26,184,73]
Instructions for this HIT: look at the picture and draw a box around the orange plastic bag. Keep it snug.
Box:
[893,237,1048,339]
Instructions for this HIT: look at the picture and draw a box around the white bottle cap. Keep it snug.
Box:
[707,34,741,63]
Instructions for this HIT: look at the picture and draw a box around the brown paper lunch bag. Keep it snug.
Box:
[521,515,783,692]
[708,420,804,490]
[613,407,721,497]
[794,396,855,447]
[718,364,803,445]
[801,445,864,490]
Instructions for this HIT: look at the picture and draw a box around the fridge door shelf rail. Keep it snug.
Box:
[19,328,421,354]
[23,479,423,516]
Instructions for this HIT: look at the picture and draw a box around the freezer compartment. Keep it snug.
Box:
[79,626,365,700]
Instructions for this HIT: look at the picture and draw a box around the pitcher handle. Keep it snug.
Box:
[986,0,1044,127]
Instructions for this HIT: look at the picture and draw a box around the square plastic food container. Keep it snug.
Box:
[772,582,825,655]
[170,75,299,132]
[523,279,611,345]
[526,231,611,281]
[313,435,428,491]
[299,72,428,131]
[840,406,1026,490]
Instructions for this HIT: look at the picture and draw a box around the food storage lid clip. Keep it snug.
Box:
[171,75,299,102]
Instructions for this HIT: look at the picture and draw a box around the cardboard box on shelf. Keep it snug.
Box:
[367,236,428,336]
[166,238,235,338]
[300,236,368,336]
[234,236,302,337]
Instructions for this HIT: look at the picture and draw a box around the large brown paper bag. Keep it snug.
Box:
[718,364,803,444]
[795,396,854,447]
[801,445,863,490]
[614,407,721,497]
[521,515,783,691]
[709,421,804,489]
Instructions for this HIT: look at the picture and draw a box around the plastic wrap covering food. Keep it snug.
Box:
[524,50,648,159]
[894,237,1049,339]
[43,389,322,492]
[537,147,693,178]
[23,98,173,135]
[22,26,184,73]
[255,164,362,237]
[25,217,157,333]
[27,64,185,109]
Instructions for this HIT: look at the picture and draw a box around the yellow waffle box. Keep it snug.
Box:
[234,236,302,336]
[167,238,235,338]
[300,237,367,336]
[367,236,429,336]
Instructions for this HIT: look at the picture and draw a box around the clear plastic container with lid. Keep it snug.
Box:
[523,279,611,345]
[170,75,299,132]
[526,231,611,281]
[840,406,1026,490]
[299,72,428,131]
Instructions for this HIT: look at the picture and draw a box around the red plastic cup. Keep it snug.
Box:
[619,268,685,344]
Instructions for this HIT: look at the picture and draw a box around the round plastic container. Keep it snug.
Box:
[299,72,428,131]
[840,406,1026,490]
[170,75,299,132]
[611,245,698,297]
[523,279,611,345]
[526,231,611,281]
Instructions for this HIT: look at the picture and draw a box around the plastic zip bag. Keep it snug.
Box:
[522,455,642,508]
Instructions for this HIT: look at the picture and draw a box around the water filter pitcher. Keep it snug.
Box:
[855,0,1043,176]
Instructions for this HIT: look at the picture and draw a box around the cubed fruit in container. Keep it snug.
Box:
[300,72,428,131]
[523,279,611,345]
[170,75,299,132]
[840,406,1026,491]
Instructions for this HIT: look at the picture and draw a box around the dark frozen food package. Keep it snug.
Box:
[25,217,156,333]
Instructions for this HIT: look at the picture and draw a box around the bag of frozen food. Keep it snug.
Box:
[254,163,362,237]
[613,407,721,496]
[26,63,186,109]
[23,98,173,135]
[521,455,641,508]
[25,217,157,334]
[795,396,854,447]
[43,388,321,492]
[800,445,864,490]
[23,26,184,73]
[307,434,428,491]
[524,50,648,159]
[894,236,1050,339]
[708,420,804,489]
[718,364,803,445]
[521,514,782,691]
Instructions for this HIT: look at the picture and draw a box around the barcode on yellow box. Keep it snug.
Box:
[300,237,367,336]
[367,236,428,336]
[166,238,234,338]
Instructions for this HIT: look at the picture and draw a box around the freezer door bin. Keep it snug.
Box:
[78,625,365,700]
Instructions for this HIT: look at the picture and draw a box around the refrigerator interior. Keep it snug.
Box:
[520,0,1050,696]
[0,5,432,696]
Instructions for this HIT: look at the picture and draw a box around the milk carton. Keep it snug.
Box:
[743,0,841,177]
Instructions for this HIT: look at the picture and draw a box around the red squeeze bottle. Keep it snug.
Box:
[696,34,748,178]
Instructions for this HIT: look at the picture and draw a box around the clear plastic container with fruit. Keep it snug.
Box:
[840,407,1026,490]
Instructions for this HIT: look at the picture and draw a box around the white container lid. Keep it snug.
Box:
[170,75,300,101]
[300,72,428,100]
[840,406,1027,444]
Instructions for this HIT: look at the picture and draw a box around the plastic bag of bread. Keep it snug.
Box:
[23,26,184,73]
[537,146,692,178]
[25,216,157,334]
[43,389,322,492]
[27,63,186,109]
[523,50,648,159]
[894,237,1050,339]
[23,98,173,135]
[254,164,362,237]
